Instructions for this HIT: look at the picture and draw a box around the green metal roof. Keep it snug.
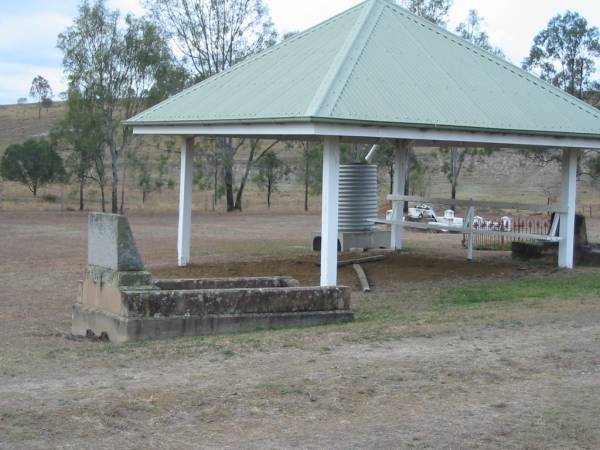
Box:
[126,0,600,139]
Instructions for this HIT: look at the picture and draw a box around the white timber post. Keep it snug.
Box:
[178,137,194,267]
[390,140,410,250]
[558,148,578,269]
[320,136,341,287]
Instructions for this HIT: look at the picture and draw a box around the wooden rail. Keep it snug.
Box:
[381,195,566,261]
[387,195,566,214]
[373,219,562,243]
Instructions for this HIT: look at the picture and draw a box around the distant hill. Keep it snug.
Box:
[0,102,68,153]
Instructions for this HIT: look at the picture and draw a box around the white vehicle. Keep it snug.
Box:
[407,204,436,221]
[385,204,436,222]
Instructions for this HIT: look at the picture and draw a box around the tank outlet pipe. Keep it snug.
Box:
[365,144,380,163]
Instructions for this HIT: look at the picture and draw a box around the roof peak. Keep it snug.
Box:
[306,0,386,117]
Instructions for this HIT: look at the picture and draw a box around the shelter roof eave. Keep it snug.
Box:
[130,119,600,150]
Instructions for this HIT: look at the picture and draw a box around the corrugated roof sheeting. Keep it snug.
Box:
[131,3,365,123]
[127,0,600,139]
[331,2,600,135]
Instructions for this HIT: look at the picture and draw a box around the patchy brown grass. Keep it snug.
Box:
[1,210,600,449]
[0,102,67,151]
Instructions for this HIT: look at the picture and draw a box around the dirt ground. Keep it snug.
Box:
[1,210,600,449]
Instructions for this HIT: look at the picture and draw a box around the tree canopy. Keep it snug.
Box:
[523,11,600,99]
[300,141,323,212]
[0,139,65,196]
[253,150,288,208]
[51,88,107,211]
[29,76,53,119]
[400,0,453,27]
[144,0,278,79]
[58,0,183,213]
[456,9,505,58]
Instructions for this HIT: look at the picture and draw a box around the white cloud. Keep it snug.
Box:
[267,0,361,34]
[0,3,145,104]
[0,12,72,63]
[0,11,71,103]
[0,63,65,105]
[107,0,146,17]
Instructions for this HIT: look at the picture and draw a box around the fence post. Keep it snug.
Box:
[466,207,475,261]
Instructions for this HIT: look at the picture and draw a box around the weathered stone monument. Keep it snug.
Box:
[73,213,353,343]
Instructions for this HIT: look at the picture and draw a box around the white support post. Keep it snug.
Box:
[558,148,578,269]
[390,141,410,250]
[320,136,340,287]
[177,137,194,267]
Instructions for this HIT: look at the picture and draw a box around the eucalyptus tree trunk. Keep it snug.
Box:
[100,184,106,213]
[267,181,273,208]
[224,167,235,211]
[220,138,237,211]
[213,164,219,211]
[110,146,119,214]
[119,161,127,215]
[304,178,309,212]
[79,178,85,211]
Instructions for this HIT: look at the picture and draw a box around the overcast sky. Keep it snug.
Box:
[1,0,599,105]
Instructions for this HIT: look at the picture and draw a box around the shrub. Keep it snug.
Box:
[0,138,65,196]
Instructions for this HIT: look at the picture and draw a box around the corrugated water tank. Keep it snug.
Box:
[338,164,379,232]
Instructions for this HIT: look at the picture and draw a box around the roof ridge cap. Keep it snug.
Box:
[385,2,600,121]
[305,0,384,117]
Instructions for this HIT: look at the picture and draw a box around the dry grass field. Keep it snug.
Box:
[0,102,67,151]
[1,101,600,449]
[1,208,599,449]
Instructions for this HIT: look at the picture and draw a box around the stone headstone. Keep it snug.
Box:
[88,213,144,271]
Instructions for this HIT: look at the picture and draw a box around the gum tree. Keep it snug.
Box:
[51,88,107,211]
[400,0,453,26]
[145,0,278,211]
[0,139,65,197]
[456,9,505,57]
[253,150,288,209]
[58,0,179,213]
[523,11,600,99]
[29,76,53,120]
[438,147,492,211]
[522,11,600,181]
[300,141,323,212]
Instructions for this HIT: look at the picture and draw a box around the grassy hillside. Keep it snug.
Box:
[0,102,68,153]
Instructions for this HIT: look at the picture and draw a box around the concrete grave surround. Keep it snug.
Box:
[73,213,353,343]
